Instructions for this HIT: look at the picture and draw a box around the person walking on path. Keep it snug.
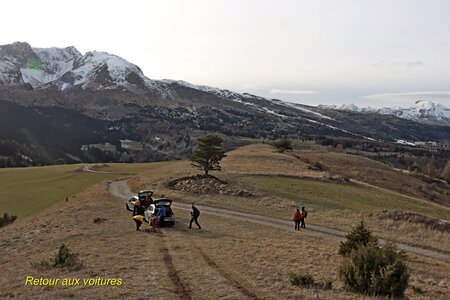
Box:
[293,208,302,230]
[301,206,307,228]
[188,204,201,229]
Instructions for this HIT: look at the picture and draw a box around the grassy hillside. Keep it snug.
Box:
[0,163,162,218]
[242,175,449,220]
[292,150,450,207]
[128,143,450,252]
[1,143,450,299]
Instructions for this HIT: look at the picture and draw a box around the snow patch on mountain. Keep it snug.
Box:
[276,101,334,120]
[323,100,450,126]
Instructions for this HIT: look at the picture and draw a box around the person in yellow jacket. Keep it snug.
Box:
[133,215,149,231]
[132,199,147,230]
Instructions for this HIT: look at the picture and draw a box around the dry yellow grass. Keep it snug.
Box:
[2,180,449,299]
[292,149,450,207]
[2,143,450,299]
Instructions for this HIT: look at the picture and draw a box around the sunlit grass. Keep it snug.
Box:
[241,175,450,221]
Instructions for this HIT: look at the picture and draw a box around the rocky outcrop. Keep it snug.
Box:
[168,175,254,197]
[377,210,450,233]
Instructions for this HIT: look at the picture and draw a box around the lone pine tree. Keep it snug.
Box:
[189,135,226,175]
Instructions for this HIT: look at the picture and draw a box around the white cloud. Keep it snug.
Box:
[372,60,425,69]
[270,89,319,95]
[363,91,450,107]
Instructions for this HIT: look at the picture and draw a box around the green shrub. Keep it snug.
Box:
[288,272,315,287]
[0,212,17,228]
[33,244,82,270]
[53,244,80,268]
[274,137,293,152]
[338,222,409,297]
[288,272,332,290]
[338,221,376,256]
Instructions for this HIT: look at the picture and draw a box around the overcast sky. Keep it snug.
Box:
[1,0,450,108]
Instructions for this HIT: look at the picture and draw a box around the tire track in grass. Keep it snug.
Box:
[194,246,261,300]
[161,240,192,300]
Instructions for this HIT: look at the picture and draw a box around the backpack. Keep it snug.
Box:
[303,210,307,218]
[193,207,200,217]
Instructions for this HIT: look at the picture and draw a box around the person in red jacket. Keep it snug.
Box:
[293,208,302,231]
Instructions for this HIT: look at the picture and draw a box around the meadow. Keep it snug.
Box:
[1,143,449,299]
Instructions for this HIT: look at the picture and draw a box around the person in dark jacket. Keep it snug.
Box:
[188,204,201,229]
[293,208,302,230]
[301,206,307,228]
[133,199,145,216]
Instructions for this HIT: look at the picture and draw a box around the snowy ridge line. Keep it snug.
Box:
[167,79,334,120]
[322,100,450,126]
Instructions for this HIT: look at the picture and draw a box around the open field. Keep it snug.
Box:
[1,181,449,299]
[291,149,450,207]
[0,163,169,218]
[127,144,450,252]
[1,143,450,298]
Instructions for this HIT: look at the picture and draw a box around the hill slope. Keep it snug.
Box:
[1,144,449,299]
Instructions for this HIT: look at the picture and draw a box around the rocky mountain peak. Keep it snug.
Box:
[0,42,155,92]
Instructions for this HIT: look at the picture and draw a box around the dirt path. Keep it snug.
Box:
[109,180,450,262]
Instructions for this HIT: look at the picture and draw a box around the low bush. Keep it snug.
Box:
[274,137,293,152]
[0,213,17,228]
[288,272,314,286]
[32,244,82,270]
[338,220,376,256]
[288,272,315,287]
[288,272,333,290]
[53,244,81,268]
[338,221,409,297]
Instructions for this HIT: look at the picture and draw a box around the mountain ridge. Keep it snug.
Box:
[1,42,450,166]
[321,100,450,126]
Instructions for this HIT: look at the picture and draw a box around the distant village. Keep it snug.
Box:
[395,139,450,148]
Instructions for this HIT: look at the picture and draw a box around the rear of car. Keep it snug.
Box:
[150,198,175,226]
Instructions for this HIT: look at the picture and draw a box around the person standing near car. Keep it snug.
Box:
[141,196,153,209]
[188,204,201,229]
[157,205,167,226]
[293,208,302,230]
[133,199,146,231]
[133,199,146,215]
[301,206,307,228]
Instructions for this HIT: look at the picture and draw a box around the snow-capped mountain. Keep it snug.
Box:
[322,100,450,126]
[1,41,450,156]
[0,42,159,92]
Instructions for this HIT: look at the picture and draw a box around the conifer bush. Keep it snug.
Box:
[53,244,80,268]
[338,221,409,297]
[0,212,17,228]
